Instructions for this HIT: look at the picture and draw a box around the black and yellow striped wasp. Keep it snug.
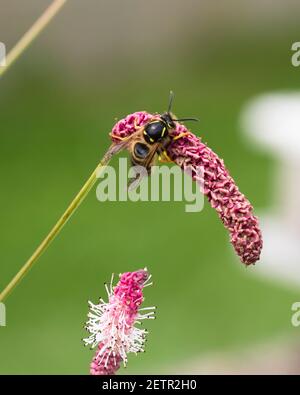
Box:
[111,92,198,188]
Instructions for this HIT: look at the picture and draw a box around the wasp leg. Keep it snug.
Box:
[109,133,132,141]
[158,150,173,163]
[172,132,190,141]
[133,118,140,130]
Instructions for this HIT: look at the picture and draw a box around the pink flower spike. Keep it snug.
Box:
[83,269,155,375]
[110,112,263,265]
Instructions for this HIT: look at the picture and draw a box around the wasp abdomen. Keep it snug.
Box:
[134,142,150,159]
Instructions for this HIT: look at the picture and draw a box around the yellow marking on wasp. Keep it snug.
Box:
[149,137,154,143]
[161,127,166,137]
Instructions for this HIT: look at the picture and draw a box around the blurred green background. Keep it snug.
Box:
[0,0,300,374]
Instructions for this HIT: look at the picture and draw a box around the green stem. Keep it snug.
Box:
[0,151,113,302]
[0,0,67,78]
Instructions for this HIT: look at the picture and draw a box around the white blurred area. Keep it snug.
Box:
[172,339,300,375]
[241,93,300,288]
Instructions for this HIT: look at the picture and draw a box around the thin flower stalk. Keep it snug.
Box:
[0,0,67,79]
[0,144,123,302]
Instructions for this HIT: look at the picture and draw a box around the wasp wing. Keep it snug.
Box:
[109,127,160,191]
[103,140,129,163]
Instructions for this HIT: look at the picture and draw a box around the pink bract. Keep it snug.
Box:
[90,344,122,375]
[110,112,263,265]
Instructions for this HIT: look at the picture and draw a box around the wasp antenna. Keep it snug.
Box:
[167,91,175,113]
[173,117,199,122]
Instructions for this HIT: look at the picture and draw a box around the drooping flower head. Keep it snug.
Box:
[83,268,155,375]
[110,112,263,265]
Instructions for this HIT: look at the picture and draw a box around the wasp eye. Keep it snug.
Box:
[134,143,150,159]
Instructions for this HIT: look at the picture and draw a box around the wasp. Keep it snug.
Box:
[110,92,198,188]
